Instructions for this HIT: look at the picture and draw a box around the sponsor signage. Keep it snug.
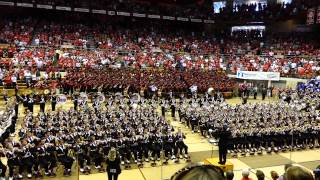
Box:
[236,71,280,81]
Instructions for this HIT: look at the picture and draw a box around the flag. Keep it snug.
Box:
[317,6,320,24]
[307,8,315,25]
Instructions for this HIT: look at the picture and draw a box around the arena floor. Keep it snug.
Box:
[2,96,319,180]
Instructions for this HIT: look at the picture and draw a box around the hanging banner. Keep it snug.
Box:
[317,6,320,24]
[163,16,175,20]
[117,11,130,16]
[56,6,71,11]
[148,14,161,19]
[92,9,106,14]
[0,1,14,6]
[177,17,189,21]
[236,71,280,81]
[74,8,90,13]
[191,18,202,23]
[307,8,315,25]
[132,13,146,17]
[17,3,33,7]
[37,4,53,9]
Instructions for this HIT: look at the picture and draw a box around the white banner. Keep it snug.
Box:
[236,71,280,81]
[132,13,146,17]
[117,11,130,16]
[163,16,175,20]
[0,1,14,6]
[177,17,189,21]
[37,4,53,9]
[17,3,33,7]
[204,19,215,24]
[56,6,71,11]
[191,18,202,23]
[92,9,106,14]
[74,8,89,13]
[148,14,161,19]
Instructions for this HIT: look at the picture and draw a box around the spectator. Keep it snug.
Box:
[256,170,265,180]
[313,165,320,180]
[171,164,225,180]
[242,169,253,180]
[279,164,293,180]
[286,166,314,180]
[226,170,234,180]
[271,170,280,180]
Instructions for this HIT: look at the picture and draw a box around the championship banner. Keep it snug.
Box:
[92,9,106,14]
[17,3,33,7]
[74,8,90,13]
[57,94,67,104]
[236,71,280,81]
[37,4,53,9]
[317,6,320,24]
[307,8,315,25]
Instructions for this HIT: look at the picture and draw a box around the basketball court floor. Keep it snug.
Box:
[1,96,319,180]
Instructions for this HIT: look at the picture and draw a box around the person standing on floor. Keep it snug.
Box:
[39,95,46,112]
[51,94,57,111]
[106,148,121,180]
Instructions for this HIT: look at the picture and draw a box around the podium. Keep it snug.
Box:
[203,158,234,172]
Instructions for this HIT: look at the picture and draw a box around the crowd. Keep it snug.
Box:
[0,17,319,89]
[0,94,191,179]
[171,163,318,180]
[61,68,234,94]
[180,89,320,157]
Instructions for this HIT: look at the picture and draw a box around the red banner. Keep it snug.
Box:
[307,8,315,25]
[317,6,320,24]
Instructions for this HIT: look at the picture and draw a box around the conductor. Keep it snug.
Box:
[217,125,231,165]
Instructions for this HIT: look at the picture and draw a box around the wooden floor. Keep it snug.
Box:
[2,96,319,180]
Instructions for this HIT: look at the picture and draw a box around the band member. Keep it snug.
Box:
[89,138,103,171]
[73,93,78,111]
[164,132,176,161]
[92,97,100,113]
[18,139,35,179]
[151,132,162,161]
[27,95,34,113]
[76,139,91,173]
[22,94,28,113]
[39,95,46,112]
[51,95,57,111]
[161,100,166,117]
[171,99,176,118]
[174,128,189,158]
[190,114,198,133]
[36,140,50,176]
[141,132,150,162]
[0,145,7,180]
[56,140,74,176]
[5,144,17,180]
